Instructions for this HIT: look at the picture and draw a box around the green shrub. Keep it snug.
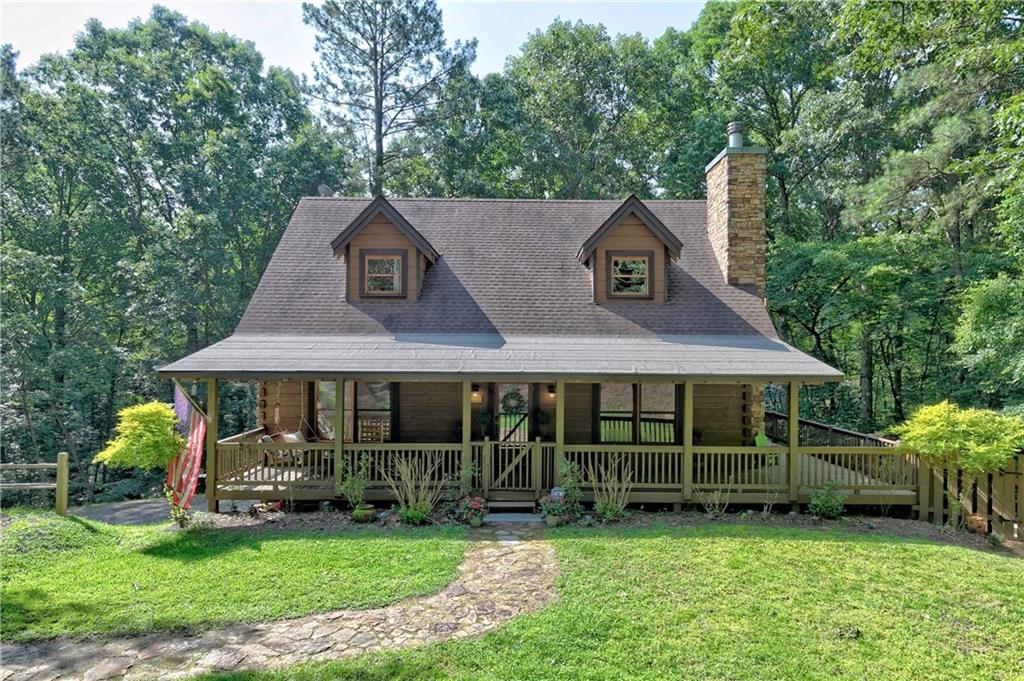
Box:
[588,454,632,522]
[380,454,446,524]
[554,460,584,519]
[594,500,629,522]
[809,481,846,519]
[338,454,371,508]
[164,487,191,528]
[1002,403,1024,419]
[92,469,165,502]
[539,494,572,519]
[93,402,182,469]
[396,503,431,525]
[894,401,1024,474]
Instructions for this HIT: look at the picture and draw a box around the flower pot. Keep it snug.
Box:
[545,515,560,528]
[469,515,484,527]
[351,504,376,523]
[966,513,987,534]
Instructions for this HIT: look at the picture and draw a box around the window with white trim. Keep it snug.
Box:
[361,252,405,296]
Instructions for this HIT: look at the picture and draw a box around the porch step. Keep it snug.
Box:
[487,500,537,512]
[484,512,542,524]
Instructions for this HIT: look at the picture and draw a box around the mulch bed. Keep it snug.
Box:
[184,504,1017,556]
[608,510,1015,555]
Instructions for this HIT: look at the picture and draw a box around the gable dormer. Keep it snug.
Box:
[578,195,682,304]
[330,197,438,301]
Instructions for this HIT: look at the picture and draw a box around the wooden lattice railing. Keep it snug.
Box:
[765,411,897,447]
[692,446,788,492]
[341,443,463,486]
[797,447,918,491]
[565,445,683,490]
[215,437,334,493]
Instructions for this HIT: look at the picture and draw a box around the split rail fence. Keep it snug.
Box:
[0,452,69,515]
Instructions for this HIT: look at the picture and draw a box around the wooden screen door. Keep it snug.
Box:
[489,384,535,492]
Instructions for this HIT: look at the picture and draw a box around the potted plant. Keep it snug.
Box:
[339,454,375,523]
[474,410,494,439]
[539,493,569,527]
[456,495,488,527]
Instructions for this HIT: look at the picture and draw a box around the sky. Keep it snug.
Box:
[2,1,706,76]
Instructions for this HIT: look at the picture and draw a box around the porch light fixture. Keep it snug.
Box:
[547,384,556,397]
[470,384,483,403]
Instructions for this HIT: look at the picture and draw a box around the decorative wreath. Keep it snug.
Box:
[500,390,527,415]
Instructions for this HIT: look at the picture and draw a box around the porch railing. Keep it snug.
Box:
[692,446,788,493]
[598,415,676,445]
[797,446,918,491]
[565,444,683,490]
[205,433,1024,540]
[765,411,898,447]
[341,443,463,486]
[216,427,334,496]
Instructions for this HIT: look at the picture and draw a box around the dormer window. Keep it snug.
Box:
[330,197,439,302]
[579,196,682,305]
[609,252,651,298]
[361,250,406,297]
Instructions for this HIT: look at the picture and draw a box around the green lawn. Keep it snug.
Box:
[199,524,1024,681]
[0,511,466,643]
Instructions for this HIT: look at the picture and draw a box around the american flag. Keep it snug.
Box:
[167,382,207,510]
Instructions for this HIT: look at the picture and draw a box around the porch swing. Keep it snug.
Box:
[259,381,313,467]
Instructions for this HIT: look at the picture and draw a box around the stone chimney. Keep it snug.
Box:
[705,121,767,298]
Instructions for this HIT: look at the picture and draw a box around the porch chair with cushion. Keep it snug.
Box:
[261,430,306,466]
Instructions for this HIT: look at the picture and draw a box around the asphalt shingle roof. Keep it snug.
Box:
[159,197,842,381]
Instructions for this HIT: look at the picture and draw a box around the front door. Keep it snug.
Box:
[487,384,537,495]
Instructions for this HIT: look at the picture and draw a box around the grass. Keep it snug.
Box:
[0,510,466,643]
[197,524,1024,681]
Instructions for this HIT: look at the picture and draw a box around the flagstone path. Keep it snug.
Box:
[0,525,558,681]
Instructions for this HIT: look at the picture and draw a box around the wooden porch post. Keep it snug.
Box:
[682,381,693,502]
[461,380,472,473]
[787,381,799,503]
[206,378,218,513]
[917,456,930,521]
[554,379,566,484]
[333,377,345,496]
[55,451,69,516]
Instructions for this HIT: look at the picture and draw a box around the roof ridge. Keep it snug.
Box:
[302,196,707,204]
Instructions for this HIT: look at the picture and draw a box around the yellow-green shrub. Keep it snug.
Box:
[894,401,1024,473]
[94,402,183,469]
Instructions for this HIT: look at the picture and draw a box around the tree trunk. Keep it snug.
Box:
[859,322,874,430]
[891,333,905,422]
[371,15,384,196]
[776,172,792,237]
[186,319,200,353]
[373,105,384,196]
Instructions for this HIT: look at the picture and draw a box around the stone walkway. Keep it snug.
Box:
[0,525,558,681]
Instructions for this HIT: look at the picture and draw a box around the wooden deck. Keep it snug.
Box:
[209,435,1024,540]
[213,438,922,506]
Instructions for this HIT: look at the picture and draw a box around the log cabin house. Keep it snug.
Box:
[159,123,933,514]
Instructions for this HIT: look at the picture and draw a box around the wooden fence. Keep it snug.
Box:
[0,452,69,514]
[917,455,1023,539]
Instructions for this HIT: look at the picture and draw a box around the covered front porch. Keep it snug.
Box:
[203,377,916,510]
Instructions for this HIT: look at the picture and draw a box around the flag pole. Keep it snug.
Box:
[172,378,207,418]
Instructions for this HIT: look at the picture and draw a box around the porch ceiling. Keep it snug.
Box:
[158,333,843,383]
